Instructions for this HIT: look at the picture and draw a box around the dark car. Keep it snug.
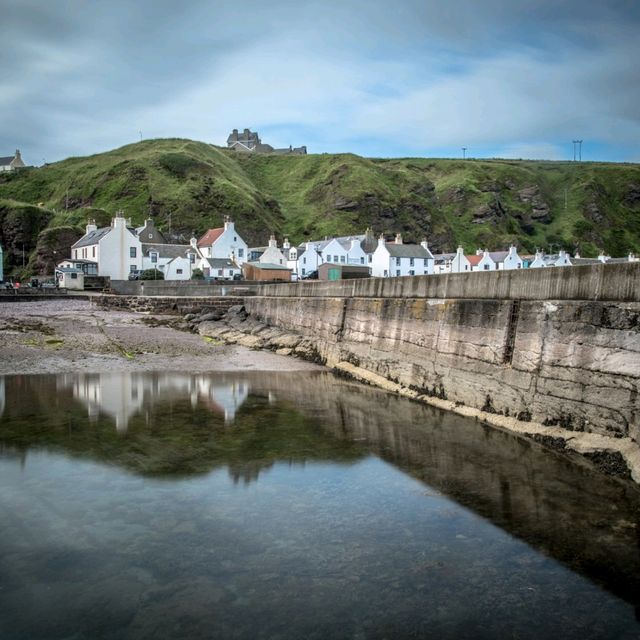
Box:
[128,271,141,281]
[302,270,318,280]
[232,273,243,281]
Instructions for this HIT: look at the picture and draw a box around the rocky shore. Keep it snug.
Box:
[0,299,321,375]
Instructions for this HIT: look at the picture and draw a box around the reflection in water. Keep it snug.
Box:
[59,372,250,431]
[1,371,640,640]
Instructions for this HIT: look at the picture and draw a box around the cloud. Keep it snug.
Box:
[0,0,639,162]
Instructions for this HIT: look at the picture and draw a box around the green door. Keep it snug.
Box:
[328,267,340,281]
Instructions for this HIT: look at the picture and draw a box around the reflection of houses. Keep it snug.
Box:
[61,373,250,432]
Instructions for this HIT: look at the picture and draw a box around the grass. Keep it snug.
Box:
[1,138,639,276]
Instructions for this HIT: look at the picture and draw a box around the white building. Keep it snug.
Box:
[450,246,472,273]
[71,216,143,280]
[0,149,26,172]
[295,242,323,279]
[529,250,573,268]
[141,243,197,280]
[474,246,524,271]
[200,258,241,280]
[197,217,248,265]
[258,235,287,265]
[371,234,434,277]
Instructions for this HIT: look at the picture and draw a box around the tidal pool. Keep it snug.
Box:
[0,371,639,640]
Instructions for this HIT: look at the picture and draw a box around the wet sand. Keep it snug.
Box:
[0,299,322,375]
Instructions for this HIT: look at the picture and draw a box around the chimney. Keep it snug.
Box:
[394,233,402,245]
[190,236,197,249]
[283,237,290,249]
[476,248,483,255]
[113,214,126,228]
[14,149,22,161]
[420,239,429,250]
[597,250,607,263]
[378,233,385,247]
[224,216,233,231]
[268,234,277,248]
[86,219,97,235]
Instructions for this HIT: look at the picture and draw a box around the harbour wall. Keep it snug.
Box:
[202,263,640,449]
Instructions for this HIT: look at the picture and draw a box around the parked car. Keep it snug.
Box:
[302,270,318,280]
[232,273,243,281]
[128,271,141,281]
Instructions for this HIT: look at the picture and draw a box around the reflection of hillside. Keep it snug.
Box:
[1,371,639,610]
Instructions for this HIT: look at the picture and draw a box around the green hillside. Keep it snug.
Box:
[1,138,639,275]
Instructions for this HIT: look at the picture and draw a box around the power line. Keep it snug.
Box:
[462,147,467,160]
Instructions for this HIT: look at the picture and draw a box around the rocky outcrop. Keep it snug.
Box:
[517,185,551,222]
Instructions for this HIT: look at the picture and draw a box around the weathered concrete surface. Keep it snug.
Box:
[257,262,640,302]
[109,280,258,297]
[200,295,640,481]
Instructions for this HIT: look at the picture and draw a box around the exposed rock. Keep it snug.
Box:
[517,185,551,222]
[472,199,507,224]
[624,183,640,209]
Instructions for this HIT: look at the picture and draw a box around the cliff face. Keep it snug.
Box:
[1,139,639,276]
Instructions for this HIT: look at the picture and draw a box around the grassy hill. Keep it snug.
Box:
[1,138,639,275]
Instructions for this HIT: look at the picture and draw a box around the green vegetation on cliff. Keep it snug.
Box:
[0,138,639,275]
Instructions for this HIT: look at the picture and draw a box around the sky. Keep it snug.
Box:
[1,0,639,164]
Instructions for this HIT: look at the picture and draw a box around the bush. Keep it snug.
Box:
[191,267,204,280]
[140,268,164,280]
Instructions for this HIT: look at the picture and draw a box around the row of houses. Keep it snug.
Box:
[59,215,638,285]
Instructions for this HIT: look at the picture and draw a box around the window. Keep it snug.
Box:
[130,265,136,272]
[484,264,490,270]
[303,257,307,264]
[384,270,388,277]
[410,258,414,267]
[218,269,223,276]
[409,270,415,276]
[92,247,96,258]
[189,254,195,263]
[148,233,152,239]
[234,236,237,241]
[340,255,345,263]
[396,257,401,266]
[396,269,401,276]
[360,257,364,264]
[465,265,468,271]
[151,252,157,264]
[302,268,306,275]
[368,255,372,263]
[424,259,427,266]
[176,269,183,274]
[71,272,77,279]
[423,270,428,275]
[130,247,137,258]
[238,248,244,258]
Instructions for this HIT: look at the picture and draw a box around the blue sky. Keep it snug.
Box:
[1,0,639,164]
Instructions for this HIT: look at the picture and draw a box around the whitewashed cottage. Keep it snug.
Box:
[196,217,248,265]
[371,234,434,277]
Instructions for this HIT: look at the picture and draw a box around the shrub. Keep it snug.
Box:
[140,268,164,280]
[191,267,204,280]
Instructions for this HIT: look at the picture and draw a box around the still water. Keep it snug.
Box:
[0,371,639,640]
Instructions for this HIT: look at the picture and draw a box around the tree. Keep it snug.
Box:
[191,267,204,280]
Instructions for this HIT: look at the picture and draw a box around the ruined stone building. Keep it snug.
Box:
[226,129,307,155]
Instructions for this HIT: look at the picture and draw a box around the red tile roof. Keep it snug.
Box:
[467,255,482,266]
[197,228,224,247]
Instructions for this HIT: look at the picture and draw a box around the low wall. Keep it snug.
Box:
[110,280,259,297]
[237,294,640,445]
[95,295,244,314]
[257,262,640,302]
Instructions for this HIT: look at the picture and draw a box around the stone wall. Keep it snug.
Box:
[213,294,640,446]
[95,295,244,315]
[109,280,258,297]
[257,262,640,302]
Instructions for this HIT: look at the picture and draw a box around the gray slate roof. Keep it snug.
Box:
[246,261,290,270]
[141,243,191,260]
[385,243,431,258]
[0,156,14,165]
[71,227,113,249]
[488,251,509,262]
[207,258,239,269]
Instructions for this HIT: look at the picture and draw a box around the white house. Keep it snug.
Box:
[141,243,197,280]
[55,266,84,289]
[371,234,434,277]
[258,235,287,266]
[450,246,472,273]
[71,216,142,280]
[322,237,369,267]
[200,258,241,280]
[432,252,456,274]
[0,149,26,172]
[501,246,524,270]
[197,217,248,265]
[295,242,323,278]
[474,246,524,271]
[529,250,573,268]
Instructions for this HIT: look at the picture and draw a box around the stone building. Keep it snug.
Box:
[226,128,307,155]
[0,149,26,172]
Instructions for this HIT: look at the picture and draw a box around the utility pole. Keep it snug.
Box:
[139,130,143,141]
[462,147,467,160]
[572,140,583,162]
[577,140,583,161]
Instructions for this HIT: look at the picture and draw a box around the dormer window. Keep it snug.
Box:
[151,252,158,264]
